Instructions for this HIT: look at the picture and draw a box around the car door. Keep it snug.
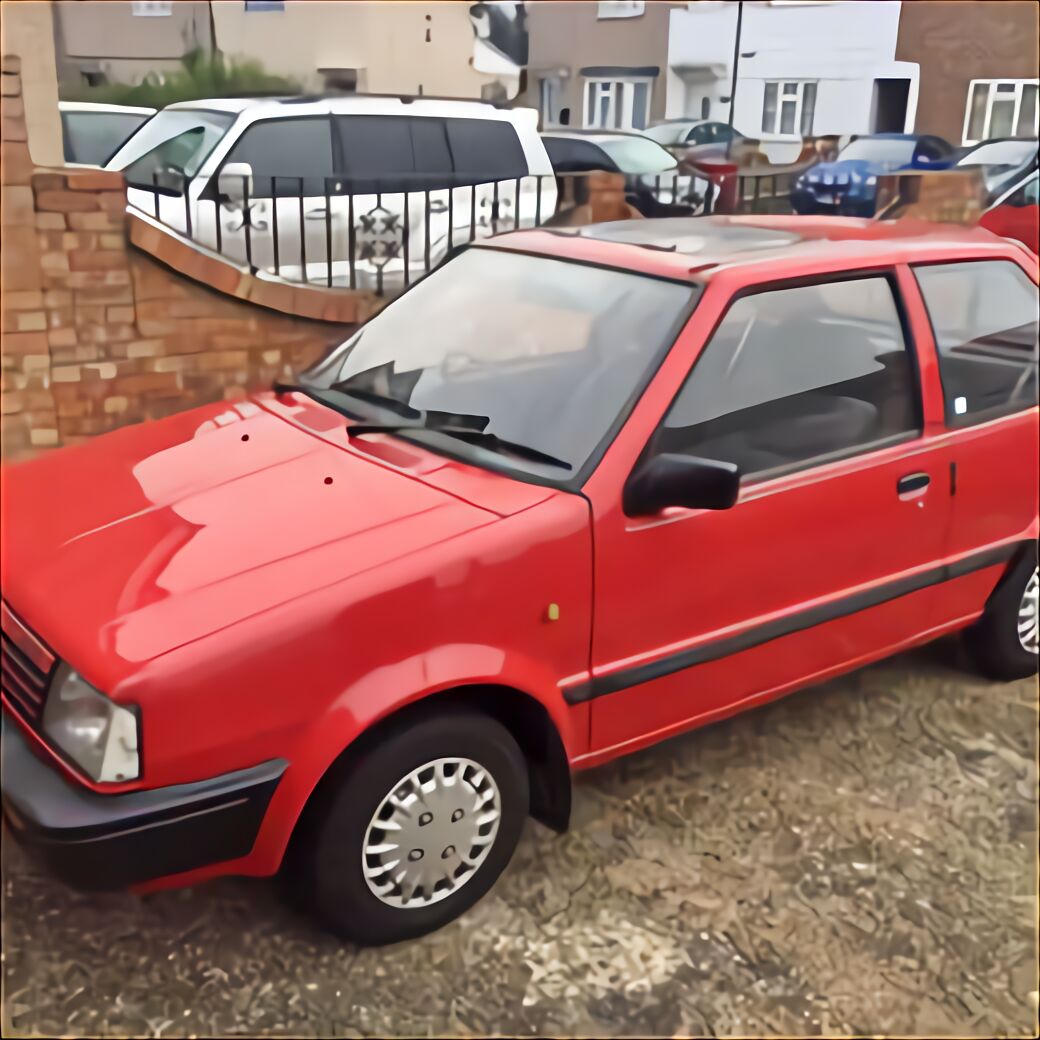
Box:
[208,117,338,283]
[908,256,1039,623]
[582,269,954,754]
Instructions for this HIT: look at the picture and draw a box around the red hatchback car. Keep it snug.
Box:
[2,217,1038,945]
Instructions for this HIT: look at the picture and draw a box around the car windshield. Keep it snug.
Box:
[106,109,235,180]
[643,122,692,146]
[958,140,1038,168]
[61,110,151,166]
[301,248,695,481]
[838,137,917,166]
[598,136,678,174]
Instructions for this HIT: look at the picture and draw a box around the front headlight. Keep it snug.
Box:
[42,665,140,782]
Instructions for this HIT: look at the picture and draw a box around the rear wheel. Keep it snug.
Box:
[964,546,1039,681]
[294,707,528,945]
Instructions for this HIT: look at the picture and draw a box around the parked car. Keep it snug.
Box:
[2,217,1037,946]
[541,128,703,215]
[957,137,1039,203]
[59,101,155,168]
[791,133,957,216]
[979,168,1039,254]
[103,95,556,290]
[643,118,746,153]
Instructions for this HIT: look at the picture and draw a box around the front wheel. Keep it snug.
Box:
[294,707,529,945]
[964,546,1039,681]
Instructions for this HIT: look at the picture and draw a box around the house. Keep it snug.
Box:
[894,0,1038,145]
[520,1,684,130]
[665,1,919,156]
[209,1,523,99]
[52,0,215,90]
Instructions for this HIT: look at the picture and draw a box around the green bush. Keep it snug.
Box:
[62,48,300,108]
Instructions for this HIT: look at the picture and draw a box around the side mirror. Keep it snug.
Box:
[623,453,740,516]
[219,161,254,205]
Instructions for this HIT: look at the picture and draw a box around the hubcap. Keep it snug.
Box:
[1018,567,1039,655]
[362,757,501,908]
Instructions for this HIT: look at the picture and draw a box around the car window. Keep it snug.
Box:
[653,277,919,479]
[913,260,1038,426]
[61,111,150,166]
[1011,173,1039,206]
[303,248,695,481]
[112,109,234,183]
[838,137,916,166]
[223,118,335,197]
[643,122,689,146]
[597,136,677,174]
[915,137,948,162]
[685,124,711,145]
[336,115,415,189]
[446,117,528,184]
[543,137,616,173]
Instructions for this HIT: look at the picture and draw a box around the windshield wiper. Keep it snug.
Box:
[273,380,425,422]
[348,421,572,471]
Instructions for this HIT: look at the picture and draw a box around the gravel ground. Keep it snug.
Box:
[3,637,1038,1039]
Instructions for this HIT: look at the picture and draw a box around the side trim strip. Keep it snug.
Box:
[565,542,1020,705]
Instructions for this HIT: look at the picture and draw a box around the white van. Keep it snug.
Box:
[105,95,556,291]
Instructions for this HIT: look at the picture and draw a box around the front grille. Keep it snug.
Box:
[1,601,56,727]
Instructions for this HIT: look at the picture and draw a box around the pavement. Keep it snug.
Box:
[2,636,1038,1039]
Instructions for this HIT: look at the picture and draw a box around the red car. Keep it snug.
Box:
[2,217,1038,945]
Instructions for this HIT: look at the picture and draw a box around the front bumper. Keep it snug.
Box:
[1,718,286,891]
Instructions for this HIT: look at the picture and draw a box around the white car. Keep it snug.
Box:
[104,95,556,291]
[59,101,155,168]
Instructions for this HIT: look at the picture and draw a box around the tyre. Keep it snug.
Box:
[964,545,1039,681]
[294,706,529,946]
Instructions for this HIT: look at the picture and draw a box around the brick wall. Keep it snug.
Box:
[1,56,351,461]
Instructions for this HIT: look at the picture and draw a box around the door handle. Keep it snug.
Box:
[428,200,448,214]
[897,472,930,496]
[305,207,330,220]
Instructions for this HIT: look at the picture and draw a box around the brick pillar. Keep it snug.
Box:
[1,56,56,456]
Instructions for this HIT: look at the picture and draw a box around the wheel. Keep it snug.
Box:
[964,546,1039,681]
[294,706,529,946]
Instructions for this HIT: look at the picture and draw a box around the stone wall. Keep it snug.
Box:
[0,56,351,461]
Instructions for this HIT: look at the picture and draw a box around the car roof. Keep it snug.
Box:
[543,129,649,143]
[485,215,1029,283]
[163,94,522,119]
[58,101,156,115]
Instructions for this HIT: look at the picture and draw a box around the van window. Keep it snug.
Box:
[114,109,234,186]
[654,277,919,477]
[62,110,151,167]
[222,118,335,197]
[445,118,528,183]
[914,260,1038,425]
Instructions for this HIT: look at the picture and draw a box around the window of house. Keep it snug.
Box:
[584,79,652,130]
[963,80,1039,144]
[597,1,645,17]
[913,261,1038,426]
[132,1,172,14]
[652,277,918,478]
[761,81,816,137]
[223,118,335,196]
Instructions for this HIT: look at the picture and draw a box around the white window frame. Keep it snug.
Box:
[761,80,817,138]
[583,77,652,130]
[597,2,645,18]
[132,1,172,15]
[961,79,1039,145]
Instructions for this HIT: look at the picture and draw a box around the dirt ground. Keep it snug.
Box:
[2,637,1038,1039]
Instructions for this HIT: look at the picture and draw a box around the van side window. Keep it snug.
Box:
[223,118,335,197]
[445,117,528,184]
[654,277,919,478]
[913,260,1039,426]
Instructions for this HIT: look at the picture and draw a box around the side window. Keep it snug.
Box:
[444,117,528,184]
[336,115,414,189]
[544,137,616,173]
[223,118,335,196]
[913,260,1039,425]
[655,277,919,478]
[409,118,452,184]
[1009,174,1038,207]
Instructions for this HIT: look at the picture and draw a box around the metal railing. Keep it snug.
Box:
[129,164,815,298]
[129,168,714,297]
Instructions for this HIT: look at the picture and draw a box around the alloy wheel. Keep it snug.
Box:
[1018,567,1039,655]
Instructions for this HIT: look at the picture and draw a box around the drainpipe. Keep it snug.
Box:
[726,0,744,160]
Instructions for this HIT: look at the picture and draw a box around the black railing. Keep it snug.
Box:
[128,168,719,297]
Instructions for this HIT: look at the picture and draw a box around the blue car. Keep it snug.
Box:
[791,133,956,216]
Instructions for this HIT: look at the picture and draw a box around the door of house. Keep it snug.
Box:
[872,79,911,133]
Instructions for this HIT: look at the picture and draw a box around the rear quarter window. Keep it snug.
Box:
[445,117,528,184]
[913,260,1039,426]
